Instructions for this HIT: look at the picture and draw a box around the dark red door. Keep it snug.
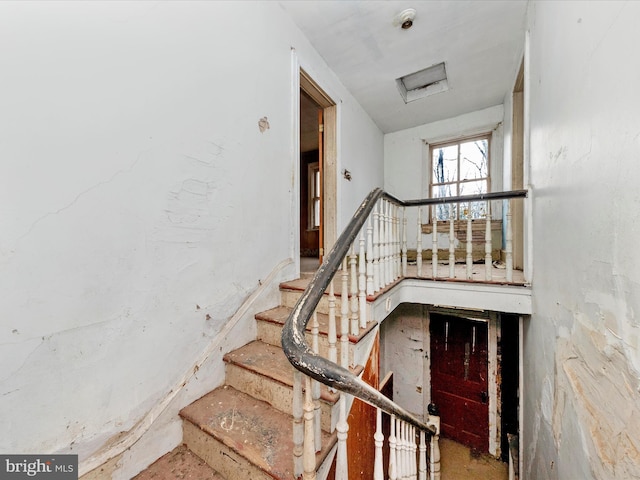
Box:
[430,314,489,452]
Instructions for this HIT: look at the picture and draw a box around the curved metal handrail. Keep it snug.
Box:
[281,187,528,434]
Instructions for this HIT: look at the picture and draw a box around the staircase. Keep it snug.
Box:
[135,276,377,480]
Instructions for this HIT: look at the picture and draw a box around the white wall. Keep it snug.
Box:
[379,304,430,420]
[384,105,505,248]
[0,1,383,476]
[522,1,640,478]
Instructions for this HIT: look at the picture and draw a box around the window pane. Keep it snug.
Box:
[460,140,488,180]
[432,183,458,198]
[459,180,487,196]
[432,185,458,221]
[432,145,458,185]
[314,199,320,227]
[314,170,321,195]
[461,201,488,219]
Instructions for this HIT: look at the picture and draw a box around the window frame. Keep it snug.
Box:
[308,161,321,231]
[428,133,492,223]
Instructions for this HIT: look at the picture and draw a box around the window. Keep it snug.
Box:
[430,135,490,221]
[308,162,321,229]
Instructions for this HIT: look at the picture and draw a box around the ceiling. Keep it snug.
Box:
[281,1,528,134]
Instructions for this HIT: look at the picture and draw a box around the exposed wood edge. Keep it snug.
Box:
[300,69,335,108]
[421,219,503,234]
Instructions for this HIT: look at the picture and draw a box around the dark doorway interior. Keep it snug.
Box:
[500,314,519,461]
[300,90,322,259]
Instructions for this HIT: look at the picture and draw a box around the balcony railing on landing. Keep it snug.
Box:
[282,187,528,480]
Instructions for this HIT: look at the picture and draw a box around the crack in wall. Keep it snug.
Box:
[9,153,146,256]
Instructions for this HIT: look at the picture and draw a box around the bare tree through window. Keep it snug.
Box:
[430,135,490,221]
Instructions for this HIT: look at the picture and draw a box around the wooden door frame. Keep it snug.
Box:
[511,61,524,270]
[299,69,337,259]
[427,307,501,456]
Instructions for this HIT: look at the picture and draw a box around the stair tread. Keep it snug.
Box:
[224,340,339,403]
[133,445,225,480]
[180,385,334,480]
[256,305,377,342]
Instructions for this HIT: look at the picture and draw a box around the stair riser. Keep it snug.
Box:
[225,364,336,433]
[183,421,273,480]
[281,290,374,323]
[281,289,331,314]
[256,320,354,366]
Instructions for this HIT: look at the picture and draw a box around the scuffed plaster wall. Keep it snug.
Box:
[522,1,640,478]
[380,304,429,420]
[0,1,384,478]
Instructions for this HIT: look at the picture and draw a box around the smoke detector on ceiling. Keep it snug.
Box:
[394,8,417,29]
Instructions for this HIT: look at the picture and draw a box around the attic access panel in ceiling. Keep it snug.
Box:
[396,62,448,103]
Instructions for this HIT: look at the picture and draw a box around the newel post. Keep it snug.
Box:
[427,415,441,480]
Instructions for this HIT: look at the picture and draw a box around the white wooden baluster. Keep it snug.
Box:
[335,391,349,480]
[380,200,387,286]
[407,423,414,480]
[380,200,386,286]
[391,204,397,279]
[387,201,393,285]
[311,311,321,450]
[404,422,411,480]
[505,198,513,282]
[388,415,398,480]
[395,205,401,280]
[485,201,492,281]
[385,200,391,286]
[335,255,349,480]
[327,281,337,373]
[428,416,441,480]
[418,430,427,480]
[449,204,455,278]
[336,259,350,480]
[400,419,407,480]
[389,203,395,280]
[416,206,423,277]
[405,425,411,480]
[432,206,438,279]
[373,203,380,293]
[366,216,374,295]
[349,245,359,336]
[303,376,317,480]
[402,207,408,277]
[395,418,403,480]
[358,231,367,330]
[373,408,384,480]
[410,426,417,480]
[293,370,304,478]
[466,204,473,280]
[340,258,349,369]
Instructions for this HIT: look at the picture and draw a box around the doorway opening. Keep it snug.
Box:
[499,313,520,462]
[430,313,489,452]
[299,70,336,273]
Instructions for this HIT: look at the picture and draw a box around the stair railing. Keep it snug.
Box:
[282,187,527,480]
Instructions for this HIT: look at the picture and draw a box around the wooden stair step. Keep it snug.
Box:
[132,445,226,480]
[180,385,335,480]
[224,340,338,432]
[224,340,339,404]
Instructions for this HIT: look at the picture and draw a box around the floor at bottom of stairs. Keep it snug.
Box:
[133,445,226,480]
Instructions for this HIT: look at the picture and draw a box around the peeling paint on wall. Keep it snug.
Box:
[258,117,270,133]
[557,320,640,478]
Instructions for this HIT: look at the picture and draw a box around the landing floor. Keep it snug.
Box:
[440,438,508,480]
[301,256,526,285]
